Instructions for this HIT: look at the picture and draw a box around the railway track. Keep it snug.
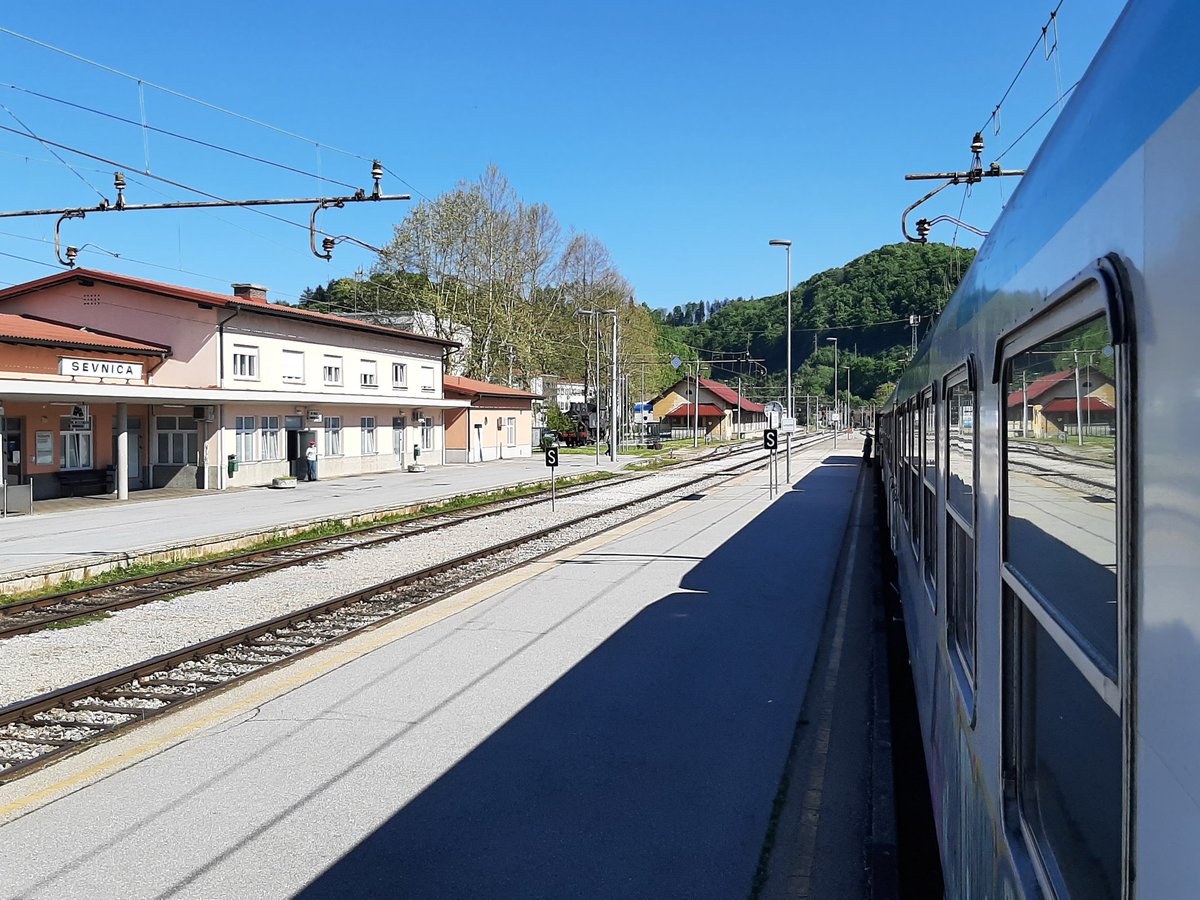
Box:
[0,444,756,639]
[0,442,804,781]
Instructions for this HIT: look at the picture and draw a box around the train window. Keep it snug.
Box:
[1014,602,1122,900]
[946,374,976,687]
[921,389,936,587]
[909,401,920,540]
[1004,314,1117,671]
[1001,296,1126,900]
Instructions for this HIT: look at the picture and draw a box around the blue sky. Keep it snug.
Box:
[0,1,1127,310]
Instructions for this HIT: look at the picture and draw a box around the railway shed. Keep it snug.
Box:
[0,269,464,503]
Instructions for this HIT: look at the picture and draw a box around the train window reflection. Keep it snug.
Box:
[946,380,974,516]
[923,389,937,485]
[1004,315,1118,670]
[1020,610,1121,900]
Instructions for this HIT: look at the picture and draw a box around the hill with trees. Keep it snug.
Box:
[668,242,976,409]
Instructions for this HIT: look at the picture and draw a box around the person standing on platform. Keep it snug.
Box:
[305,440,319,481]
[862,431,873,465]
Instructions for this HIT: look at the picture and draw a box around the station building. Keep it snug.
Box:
[442,375,536,463]
[652,376,767,440]
[0,269,464,500]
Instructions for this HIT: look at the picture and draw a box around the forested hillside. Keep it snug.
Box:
[670,242,976,407]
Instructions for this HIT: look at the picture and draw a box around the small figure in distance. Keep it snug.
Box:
[305,440,318,481]
[862,430,873,466]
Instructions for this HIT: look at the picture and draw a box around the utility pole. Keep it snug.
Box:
[610,312,618,461]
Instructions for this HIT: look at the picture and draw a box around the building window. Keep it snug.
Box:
[360,360,378,388]
[59,416,92,470]
[235,416,257,462]
[361,417,376,454]
[232,345,258,380]
[506,416,516,447]
[261,416,282,460]
[420,415,434,451]
[155,416,199,465]
[392,362,408,388]
[282,349,305,383]
[421,365,435,392]
[323,356,343,386]
[324,416,342,456]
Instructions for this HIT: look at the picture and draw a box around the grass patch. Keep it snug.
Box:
[1,471,619,606]
[45,612,112,630]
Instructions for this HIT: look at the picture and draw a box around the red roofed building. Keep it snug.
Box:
[442,375,537,462]
[651,376,768,440]
[0,269,466,501]
[1006,366,1115,439]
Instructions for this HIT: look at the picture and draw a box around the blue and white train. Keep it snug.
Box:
[877,2,1200,897]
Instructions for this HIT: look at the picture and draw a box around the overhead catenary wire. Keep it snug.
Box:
[978,1,1066,137]
[0,100,107,202]
[994,80,1080,162]
[1,83,361,190]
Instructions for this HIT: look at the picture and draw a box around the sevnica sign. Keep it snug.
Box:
[58,358,144,379]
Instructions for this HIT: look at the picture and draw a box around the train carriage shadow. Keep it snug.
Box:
[293,459,863,899]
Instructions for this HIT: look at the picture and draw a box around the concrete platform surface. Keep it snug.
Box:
[0,442,870,899]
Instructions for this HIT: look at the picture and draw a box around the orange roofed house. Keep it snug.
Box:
[0,269,464,500]
[442,375,536,462]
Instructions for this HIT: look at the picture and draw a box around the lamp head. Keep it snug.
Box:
[768,239,792,248]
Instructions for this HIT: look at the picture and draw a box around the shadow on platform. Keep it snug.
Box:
[290,460,861,899]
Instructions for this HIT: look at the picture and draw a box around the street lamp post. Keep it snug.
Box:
[769,239,793,480]
[826,337,838,449]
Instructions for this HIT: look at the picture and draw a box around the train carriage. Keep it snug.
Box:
[878,2,1200,897]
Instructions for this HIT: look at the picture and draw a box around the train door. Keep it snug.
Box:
[2,417,23,486]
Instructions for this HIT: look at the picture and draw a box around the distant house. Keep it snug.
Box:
[443,375,537,462]
[1006,366,1115,438]
[652,376,767,439]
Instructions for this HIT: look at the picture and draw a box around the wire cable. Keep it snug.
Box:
[994,80,1079,162]
[2,83,360,190]
[978,1,1065,135]
[0,100,107,201]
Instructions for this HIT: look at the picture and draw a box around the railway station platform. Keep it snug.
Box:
[0,436,900,899]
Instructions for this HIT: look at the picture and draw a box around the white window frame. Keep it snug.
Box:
[261,416,282,461]
[324,416,343,456]
[421,365,435,393]
[360,360,378,389]
[232,345,259,381]
[361,417,376,455]
[154,416,199,465]
[281,349,305,384]
[59,417,93,470]
[506,416,516,447]
[323,355,343,387]
[420,415,435,451]
[392,362,408,389]
[235,416,257,462]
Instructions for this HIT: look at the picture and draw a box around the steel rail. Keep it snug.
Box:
[0,445,787,780]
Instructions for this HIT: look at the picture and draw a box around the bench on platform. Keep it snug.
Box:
[57,469,110,497]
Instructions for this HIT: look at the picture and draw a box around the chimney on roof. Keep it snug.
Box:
[231,283,269,303]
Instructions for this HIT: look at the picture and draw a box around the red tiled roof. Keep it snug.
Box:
[696,376,766,413]
[664,402,724,419]
[0,313,169,355]
[0,268,457,348]
[444,375,537,400]
[1041,396,1116,414]
[1005,370,1073,406]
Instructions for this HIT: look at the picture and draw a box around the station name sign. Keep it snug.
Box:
[59,357,144,380]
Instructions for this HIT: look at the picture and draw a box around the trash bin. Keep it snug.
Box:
[227,454,238,476]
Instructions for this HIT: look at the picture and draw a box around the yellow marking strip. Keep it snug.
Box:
[0,493,689,820]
